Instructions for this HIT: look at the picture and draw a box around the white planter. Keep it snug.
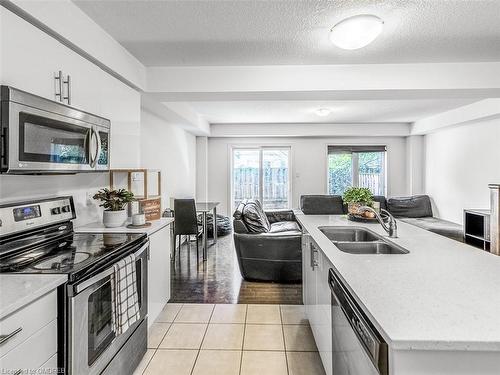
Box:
[103,210,127,228]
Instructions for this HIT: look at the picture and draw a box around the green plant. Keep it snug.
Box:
[93,188,134,211]
[342,187,374,206]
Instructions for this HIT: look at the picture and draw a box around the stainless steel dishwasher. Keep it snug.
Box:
[329,268,388,375]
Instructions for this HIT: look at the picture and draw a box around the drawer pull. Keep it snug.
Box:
[0,327,23,346]
[14,370,23,375]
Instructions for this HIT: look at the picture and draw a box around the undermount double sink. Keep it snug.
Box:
[319,226,409,255]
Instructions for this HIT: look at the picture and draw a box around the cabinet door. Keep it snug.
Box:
[316,252,333,375]
[147,227,171,327]
[302,233,316,322]
[308,240,321,344]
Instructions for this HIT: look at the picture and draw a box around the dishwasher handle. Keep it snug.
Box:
[329,268,388,375]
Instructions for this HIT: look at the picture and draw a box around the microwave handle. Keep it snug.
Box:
[95,127,102,167]
[75,242,149,294]
[88,127,96,167]
[89,127,100,168]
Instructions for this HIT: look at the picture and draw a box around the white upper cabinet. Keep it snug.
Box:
[0,7,141,168]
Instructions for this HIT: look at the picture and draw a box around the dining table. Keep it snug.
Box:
[196,201,220,260]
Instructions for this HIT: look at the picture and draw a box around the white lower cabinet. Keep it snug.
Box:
[316,251,333,375]
[0,290,58,373]
[302,231,333,375]
[147,226,171,327]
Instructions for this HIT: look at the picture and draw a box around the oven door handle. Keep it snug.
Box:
[75,242,149,294]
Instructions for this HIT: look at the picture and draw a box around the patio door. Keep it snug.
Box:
[232,147,290,211]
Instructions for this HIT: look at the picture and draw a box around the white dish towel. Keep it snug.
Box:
[111,254,141,335]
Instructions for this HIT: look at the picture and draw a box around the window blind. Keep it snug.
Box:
[327,145,387,153]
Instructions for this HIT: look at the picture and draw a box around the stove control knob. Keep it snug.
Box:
[62,205,71,213]
[51,207,61,215]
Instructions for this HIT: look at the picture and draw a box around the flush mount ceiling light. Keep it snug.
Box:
[315,108,332,117]
[329,14,384,50]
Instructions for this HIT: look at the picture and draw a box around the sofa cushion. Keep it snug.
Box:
[300,195,344,215]
[266,210,296,223]
[387,195,433,218]
[233,219,249,234]
[269,221,301,234]
[242,200,271,233]
[233,200,247,220]
[400,217,463,242]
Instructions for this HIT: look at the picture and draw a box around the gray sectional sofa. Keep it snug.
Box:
[300,194,464,242]
[233,199,302,282]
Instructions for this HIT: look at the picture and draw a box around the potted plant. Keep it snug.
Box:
[93,188,134,228]
[342,187,374,217]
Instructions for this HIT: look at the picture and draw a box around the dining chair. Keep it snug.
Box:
[173,199,203,262]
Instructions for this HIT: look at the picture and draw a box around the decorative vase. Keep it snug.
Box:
[103,210,127,228]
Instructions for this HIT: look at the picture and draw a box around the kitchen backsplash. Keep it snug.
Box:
[0,173,109,227]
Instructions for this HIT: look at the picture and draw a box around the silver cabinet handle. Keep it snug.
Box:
[14,370,23,375]
[310,245,319,270]
[64,74,71,105]
[0,327,22,346]
[54,70,63,102]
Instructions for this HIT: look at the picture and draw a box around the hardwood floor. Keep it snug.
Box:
[170,233,302,304]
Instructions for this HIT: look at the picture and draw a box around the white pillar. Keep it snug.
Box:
[196,136,209,201]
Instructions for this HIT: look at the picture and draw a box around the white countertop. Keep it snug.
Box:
[75,217,174,236]
[296,212,500,352]
[0,274,67,320]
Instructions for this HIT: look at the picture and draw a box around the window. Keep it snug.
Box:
[328,145,386,196]
[232,147,290,211]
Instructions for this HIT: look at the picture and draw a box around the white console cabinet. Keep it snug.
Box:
[147,224,171,327]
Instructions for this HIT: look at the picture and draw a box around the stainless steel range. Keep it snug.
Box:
[0,196,148,374]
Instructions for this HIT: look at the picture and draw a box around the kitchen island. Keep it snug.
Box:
[296,212,500,375]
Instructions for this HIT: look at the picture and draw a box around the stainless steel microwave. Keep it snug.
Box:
[1,86,110,174]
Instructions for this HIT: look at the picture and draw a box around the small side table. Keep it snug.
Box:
[464,209,491,251]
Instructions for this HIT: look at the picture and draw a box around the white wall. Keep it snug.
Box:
[0,5,141,226]
[406,135,425,195]
[140,110,197,209]
[205,136,408,216]
[424,118,500,224]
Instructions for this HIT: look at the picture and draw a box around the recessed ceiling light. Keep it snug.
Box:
[329,14,384,50]
[315,108,332,117]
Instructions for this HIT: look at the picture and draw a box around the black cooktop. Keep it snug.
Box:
[0,230,146,282]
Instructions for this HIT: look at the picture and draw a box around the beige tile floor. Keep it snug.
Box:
[134,303,326,375]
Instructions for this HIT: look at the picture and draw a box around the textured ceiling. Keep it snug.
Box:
[74,0,500,66]
[175,99,476,124]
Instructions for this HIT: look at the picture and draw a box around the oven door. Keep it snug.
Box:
[68,243,148,375]
[4,101,104,173]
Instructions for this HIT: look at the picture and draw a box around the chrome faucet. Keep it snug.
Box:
[359,206,398,238]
